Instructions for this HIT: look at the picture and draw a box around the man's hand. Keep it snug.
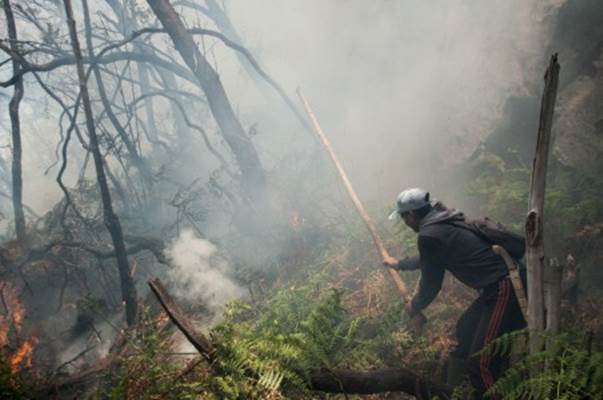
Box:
[382,255,399,268]
[404,301,416,317]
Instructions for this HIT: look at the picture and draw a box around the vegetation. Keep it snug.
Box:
[486,330,603,399]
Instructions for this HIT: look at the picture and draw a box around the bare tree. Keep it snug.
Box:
[3,0,26,243]
[145,0,267,204]
[63,0,138,326]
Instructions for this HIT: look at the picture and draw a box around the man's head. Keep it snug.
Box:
[388,188,432,232]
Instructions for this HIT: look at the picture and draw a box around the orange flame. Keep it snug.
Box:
[0,284,24,347]
[10,336,38,374]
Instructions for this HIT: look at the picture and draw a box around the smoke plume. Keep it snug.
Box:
[166,230,245,316]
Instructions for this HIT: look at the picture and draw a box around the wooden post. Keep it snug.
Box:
[545,257,562,334]
[525,54,559,344]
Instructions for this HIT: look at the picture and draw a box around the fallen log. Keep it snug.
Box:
[148,278,451,397]
[309,367,452,398]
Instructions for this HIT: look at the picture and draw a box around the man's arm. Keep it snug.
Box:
[398,255,421,271]
[408,236,445,314]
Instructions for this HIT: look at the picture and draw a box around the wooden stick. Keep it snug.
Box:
[492,245,528,320]
[296,89,412,301]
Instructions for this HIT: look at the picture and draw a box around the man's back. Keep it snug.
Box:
[419,221,509,290]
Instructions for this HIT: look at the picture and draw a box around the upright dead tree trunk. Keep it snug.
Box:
[63,0,138,326]
[145,0,267,202]
[3,0,26,243]
[525,54,560,342]
[545,257,562,334]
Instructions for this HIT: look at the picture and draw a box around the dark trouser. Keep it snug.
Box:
[451,278,526,399]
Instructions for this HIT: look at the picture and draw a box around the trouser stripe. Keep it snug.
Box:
[479,279,510,390]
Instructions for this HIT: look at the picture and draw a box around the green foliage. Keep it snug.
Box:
[97,309,205,400]
[485,330,603,399]
[211,281,367,399]
[466,153,603,237]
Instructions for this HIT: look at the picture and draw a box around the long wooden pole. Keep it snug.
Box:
[296,89,416,304]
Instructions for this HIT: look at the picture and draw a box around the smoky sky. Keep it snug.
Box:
[216,0,557,205]
[2,0,563,217]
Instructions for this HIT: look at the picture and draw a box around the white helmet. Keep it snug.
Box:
[388,188,430,220]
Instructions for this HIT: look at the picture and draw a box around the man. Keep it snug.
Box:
[383,188,526,398]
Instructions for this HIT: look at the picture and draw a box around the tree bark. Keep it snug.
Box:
[63,0,138,326]
[3,0,26,243]
[525,54,559,344]
[145,0,267,202]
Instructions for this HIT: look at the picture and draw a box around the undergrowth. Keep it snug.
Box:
[485,330,603,399]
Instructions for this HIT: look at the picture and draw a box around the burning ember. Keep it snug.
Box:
[1,283,37,375]
[10,336,38,374]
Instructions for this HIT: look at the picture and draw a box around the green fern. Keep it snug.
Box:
[485,331,603,400]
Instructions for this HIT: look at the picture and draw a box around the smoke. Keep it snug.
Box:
[166,230,245,316]
[214,0,559,205]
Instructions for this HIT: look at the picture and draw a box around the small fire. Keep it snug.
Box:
[10,336,38,374]
[0,283,24,347]
[156,312,170,329]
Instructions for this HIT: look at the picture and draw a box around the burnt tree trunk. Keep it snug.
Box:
[525,54,559,345]
[63,0,138,326]
[145,0,267,203]
[3,0,26,243]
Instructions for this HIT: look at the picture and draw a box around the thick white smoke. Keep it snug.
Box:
[166,229,245,316]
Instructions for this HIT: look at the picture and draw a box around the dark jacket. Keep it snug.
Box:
[408,206,509,312]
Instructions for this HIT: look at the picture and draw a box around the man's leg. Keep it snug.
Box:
[449,297,483,385]
[466,278,525,399]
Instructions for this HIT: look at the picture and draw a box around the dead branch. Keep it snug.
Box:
[147,278,214,362]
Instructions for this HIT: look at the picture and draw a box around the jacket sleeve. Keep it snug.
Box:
[410,235,446,312]
[398,255,421,271]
